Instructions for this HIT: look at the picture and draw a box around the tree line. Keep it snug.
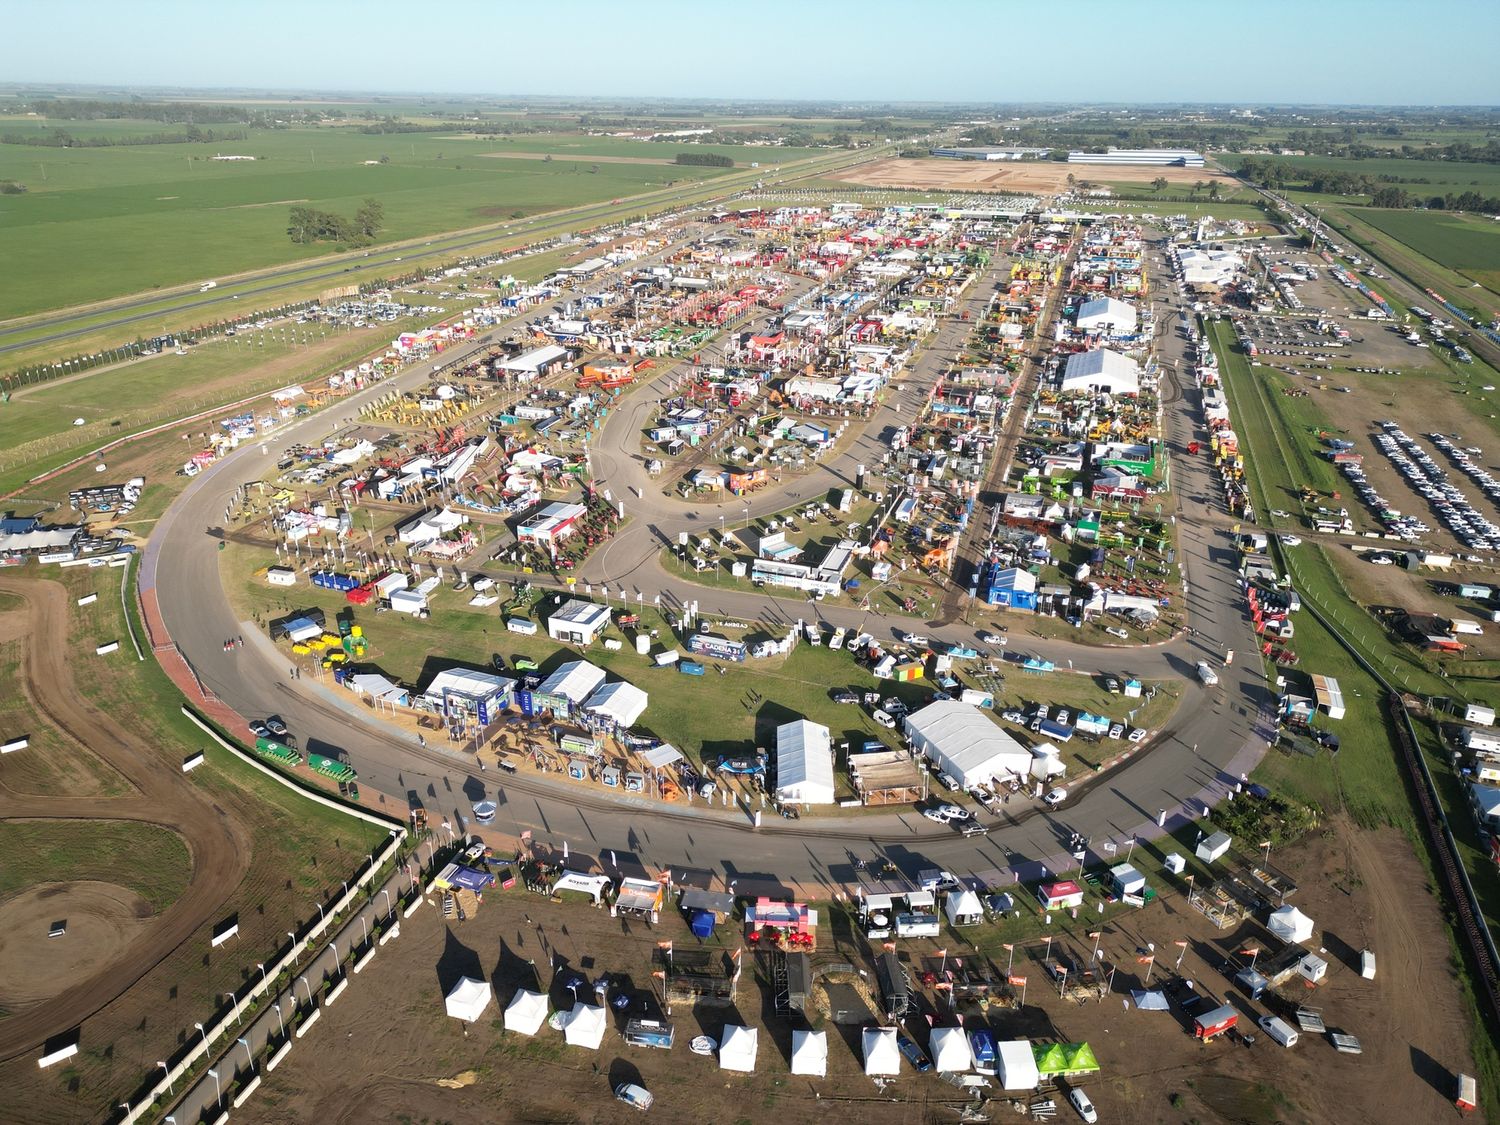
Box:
[1,125,246,148]
[1238,156,1500,213]
[21,98,262,124]
[674,151,733,167]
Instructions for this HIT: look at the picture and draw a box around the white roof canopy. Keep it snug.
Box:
[561,1002,607,1049]
[719,1024,759,1072]
[997,1039,1041,1090]
[1268,905,1315,944]
[503,988,549,1035]
[1076,296,1137,333]
[904,701,1031,789]
[584,680,649,727]
[1062,348,1140,395]
[444,977,493,1023]
[774,719,836,805]
[930,1026,972,1073]
[862,1026,901,1076]
[790,1029,828,1076]
[537,660,607,704]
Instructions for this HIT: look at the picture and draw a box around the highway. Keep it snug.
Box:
[142,228,1274,896]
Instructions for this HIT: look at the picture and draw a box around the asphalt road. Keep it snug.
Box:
[143,233,1273,895]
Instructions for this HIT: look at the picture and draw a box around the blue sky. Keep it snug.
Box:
[8,0,1497,105]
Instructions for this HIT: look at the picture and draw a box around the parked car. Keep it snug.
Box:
[978,631,1006,645]
[1279,534,1302,546]
[615,1083,654,1111]
[249,721,271,738]
[1128,727,1149,743]
[1196,661,1219,685]
[1105,626,1129,639]
[936,803,967,821]
[831,689,858,704]
[1001,709,1027,724]
[1108,723,1125,740]
[960,821,990,837]
[921,808,949,823]
[1044,787,1068,806]
[896,1034,933,1072]
[1068,1087,1098,1123]
[872,709,897,728]
[900,632,928,647]
[1104,676,1121,694]
[265,716,288,737]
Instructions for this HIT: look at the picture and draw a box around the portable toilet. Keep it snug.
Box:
[1297,953,1328,983]
[1456,1073,1478,1114]
[1359,950,1376,980]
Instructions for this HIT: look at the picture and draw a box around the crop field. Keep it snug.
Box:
[0,128,817,317]
[1354,207,1500,295]
[1261,153,1500,198]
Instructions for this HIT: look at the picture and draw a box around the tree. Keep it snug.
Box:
[1191,180,1206,197]
[1207,181,1223,201]
[1151,177,1168,194]
[354,197,384,241]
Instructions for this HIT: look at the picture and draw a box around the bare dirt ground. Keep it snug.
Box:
[836,158,1236,195]
[0,575,249,1060]
[0,882,156,1007]
[240,815,1484,1125]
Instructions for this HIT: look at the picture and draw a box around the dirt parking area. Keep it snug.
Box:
[838,158,1236,195]
[240,813,1484,1125]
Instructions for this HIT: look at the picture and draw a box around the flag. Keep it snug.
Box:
[520,830,532,843]
[1239,947,1259,955]
[953,957,963,968]
[1258,840,1271,848]
[1173,940,1189,948]
[1088,931,1102,939]
[657,941,673,955]
[1072,850,1086,861]
[651,970,665,980]
[1136,955,1154,964]
[882,941,897,952]
[1008,975,1027,986]
[1002,943,1014,951]
[157,1061,167,1070]
[936,948,948,957]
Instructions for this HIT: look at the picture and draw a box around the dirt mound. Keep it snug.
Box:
[0,881,158,1007]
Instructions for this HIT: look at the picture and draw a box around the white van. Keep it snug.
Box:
[1258,1014,1299,1048]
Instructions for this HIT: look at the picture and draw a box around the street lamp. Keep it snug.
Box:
[288,931,299,966]
[237,1035,253,1070]
[380,888,392,917]
[160,1060,173,1095]
[257,961,268,988]
[298,976,314,1007]
[195,1021,208,1051]
[273,1001,286,1039]
[207,1067,222,1107]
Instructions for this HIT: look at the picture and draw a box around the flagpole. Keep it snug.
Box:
[1005,943,1014,975]
[1090,931,1102,962]
[1020,978,1026,1008]
[1144,955,1155,985]
[1176,941,1188,970]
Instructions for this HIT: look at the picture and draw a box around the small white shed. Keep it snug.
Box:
[1195,831,1232,863]
[944,888,985,927]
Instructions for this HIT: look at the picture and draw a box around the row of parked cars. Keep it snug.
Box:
[1377,421,1499,550]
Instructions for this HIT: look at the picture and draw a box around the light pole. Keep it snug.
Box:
[257,962,268,989]
[273,1000,286,1039]
[160,1060,173,1095]
[298,976,314,1007]
[237,1035,253,1071]
[195,1021,208,1052]
[380,888,392,917]
[288,931,299,967]
[207,1067,222,1107]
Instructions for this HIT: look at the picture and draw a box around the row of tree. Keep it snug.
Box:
[287,198,384,246]
[0,125,246,148]
[674,151,733,167]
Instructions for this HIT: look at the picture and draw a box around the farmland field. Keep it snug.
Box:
[0,128,819,317]
[1234,153,1500,198]
[1354,207,1500,296]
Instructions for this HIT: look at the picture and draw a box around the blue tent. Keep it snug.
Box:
[690,910,716,939]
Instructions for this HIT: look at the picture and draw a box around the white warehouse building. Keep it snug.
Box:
[903,701,1031,790]
[1075,296,1138,336]
[774,719,836,805]
[1060,348,1141,396]
[1067,148,1205,166]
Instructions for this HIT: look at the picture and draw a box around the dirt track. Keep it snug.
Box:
[0,576,249,1061]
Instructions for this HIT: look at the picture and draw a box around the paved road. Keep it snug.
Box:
[143,232,1273,895]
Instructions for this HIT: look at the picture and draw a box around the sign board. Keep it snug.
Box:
[477,699,490,726]
[688,633,747,662]
[559,733,599,756]
[210,921,240,948]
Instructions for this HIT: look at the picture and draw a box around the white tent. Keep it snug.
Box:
[444,977,493,1023]
[1076,296,1138,335]
[903,700,1030,790]
[503,988,549,1035]
[930,1026,972,1073]
[1268,905,1315,944]
[944,888,985,927]
[997,1040,1041,1090]
[862,1026,902,1076]
[1061,348,1140,396]
[719,1024,759,1072]
[774,719,836,805]
[790,1029,828,1077]
[561,1002,607,1050]
[584,680,649,728]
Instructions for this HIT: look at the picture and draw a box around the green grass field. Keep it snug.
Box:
[1249,154,1500,198]
[0,819,190,912]
[1354,207,1500,295]
[0,128,818,317]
